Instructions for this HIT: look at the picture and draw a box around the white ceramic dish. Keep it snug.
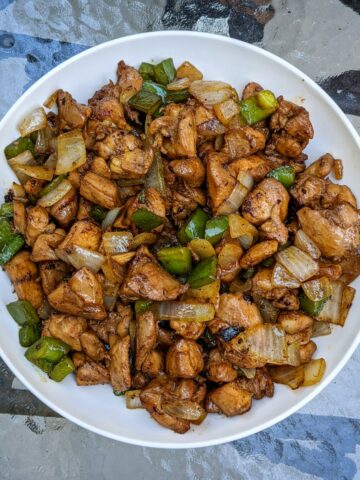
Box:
[0,31,359,449]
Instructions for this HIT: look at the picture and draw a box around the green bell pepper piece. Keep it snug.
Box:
[89,205,107,223]
[188,256,217,289]
[166,89,189,104]
[32,358,54,374]
[178,208,209,244]
[19,323,41,347]
[7,300,40,326]
[241,267,256,280]
[39,174,66,198]
[4,136,35,160]
[139,62,155,81]
[267,165,295,188]
[129,89,162,114]
[157,246,192,275]
[49,356,75,382]
[239,90,278,125]
[261,256,275,268]
[131,208,164,231]
[153,58,176,85]
[0,203,14,218]
[135,299,153,316]
[299,291,327,317]
[142,81,167,102]
[205,216,228,245]
[25,337,71,364]
[0,218,24,265]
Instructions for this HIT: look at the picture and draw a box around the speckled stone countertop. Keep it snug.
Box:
[1,1,360,479]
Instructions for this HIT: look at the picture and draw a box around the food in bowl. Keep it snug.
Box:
[2,57,359,434]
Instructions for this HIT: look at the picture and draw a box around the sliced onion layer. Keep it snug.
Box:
[102,231,133,256]
[217,172,253,216]
[302,277,332,302]
[188,280,220,306]
[18,107,47,136]
[316,282,355,326]
[56,129,86,174]
[302,358,326,386]
[14,165,54,181]
[228,213,258,248]
[101,207,121,230]
[162,400,206,422]
[8,150,36,183]
[312,320,331,337]
[167,77,191,91]
[66,246,105,273]
[125,390,143,409]
[112,252,136,265]
[189,80,234,107]
[129,232,157,250]
[38,179,73,207]
[272,262,301,288]
[294,229,321,260]
[156,301,215,323]
[276,246,319,282]
[239,368,256,379]
[188,239,216,261]
[269,364,305,389]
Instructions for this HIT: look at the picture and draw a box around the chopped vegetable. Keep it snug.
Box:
[188,256,217,289]
[228,213,258,248]
[302,277,332,302]
[7,150,36,183]
[145,150,166,196]
[302,358,326,386]
[7,300,39,326]
[176,61,203,81]
[156,301,215,323]
[25,336,70,364]
[153,58,176,85]
[294,229,321,260]
[142,81,167,102]
[188,279,220,305]
[135,299,153,316]
[139,62,155,81]
[166,77,191,91]
[65,245,105,273]
[14,164,54,181]
[217,172,253,216]
[272,262,301,288]
[312,321,331,337]
[0,203,14,218]
[18,107,47,137]
[163,400,206,422]
[269,365,305,389]
[204,216,228,245]
[103,231,133,255]
[166,90,189,103]
[0,218,24,265]
[39,175,66,198]
[276,246,319,282]
[19,324,40,347]
[241,267,255,280]
[267,166,295,188]
[101,207,121,231]
[131,208,164,231]
[299,291,326,317]
[56,129,86,174]
[188,239,216,261]
[239,90,278,125]
[129,89,162,114]
[213,99,239,125]
[316,282,355,326]
[125,390,143,409]
[49,356,75,382]
[4,136,35,160]
[157,246,192,275]
[37,178,73,208]
[189,80,234,107]
[89,205,107,223]
[129,232,157,250]
[178,208,209,244]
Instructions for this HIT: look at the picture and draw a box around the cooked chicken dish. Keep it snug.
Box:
[2,58,359,434]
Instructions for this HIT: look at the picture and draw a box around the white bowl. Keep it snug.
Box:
[0,31,359,449]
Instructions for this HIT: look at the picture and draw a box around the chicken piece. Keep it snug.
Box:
[117,60,143,96]
[259,203,289,245]
[268,134,304,158]
[277,311,313,334]
[171,183,206,224]
[240,240,278,268]
[149,104,197,158]
[299,341,317,364]
[272,291,300,310]
[142,350,164,377]
[169,157,205,187]
[206,349,238,383]
[286,326,312,345]
[166,339,204,378]
[76,197,93,221]
[228,155,272,182]
[206,382,252,416]
[132,371,150,389]
[76,361,110,386]
[242,178,289,225]
[322,183,357,209]
[297,204,360,258]
[140,377,190,434]
[80,331,107,361]
[48,267,106,320]
[108,334,131,393]
[25,205,55,246]
[120,246,187,301]
[88,82,130,132]
[89,306,130,343]
[49,185,78,227]
[48,314,87,351]
[39,260,70,295]
[57,90,91,131]
[135,310,157,371]
[242,82,263,100]
[216,238,243,283]
[80,172,120,210]
[252,268,288,301]
[13,199,26,234]
[31,229,66,262]
[23,178,46,198]
[206,152,236,213]
[115,304,133,338]
[58,220,102,252]
[236,367,274,399]
[41,318,51,337]
[304,153,334,178]
[316,261,343,282]
[72,352,86,369]
[224,127,266,160]
[169,320,205,340]
[216,293,263,329]
[5,251,43,309]
[158,327,178,348]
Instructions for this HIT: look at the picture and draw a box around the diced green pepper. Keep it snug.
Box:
[89,205,107,223]
[139,62,155,81]
[188,256,217,289]
[131,208,164,231]
[19,324,41,347]
[25,337,71,364]
[299,291,327,317]
[4,136,35,160]
[178,208,209,244]
[152,105,165,118]
[241,267,256,279]
[7,300,40,326]
[267,166,295,188]
[39,174,66,198]
[0,218,24,265]
[153,58,176,85]
[205,216,228,245]
[49,356,75,382]
[0,203,14,218]
[166,89,189,103]
[239,90,278,125]
[32,358,54,374]
[129,89,162,114]
[135,299,153,316]
[261,256,275,268]
[143,81,167,102]
[157,246,192,275]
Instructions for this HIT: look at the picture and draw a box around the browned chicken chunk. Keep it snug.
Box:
[80,331,108,361]
[236,367,274,399]
[76,361,110,386]
[39,260,70,295]
[169,157,205,187]
[216,293,263,329]
[25,205,55,246]
[206,382,252,416]
[58,220,102,252]
[169,320,205,340]
[166,339,204,378]
[31,229,66,262]
[48,314,87,351]
[49,185,78,227]
[206,349,238,383]
[57,90,91,131]
[80,172,120,210]
[135,310,158,371]
[109,334,131,393]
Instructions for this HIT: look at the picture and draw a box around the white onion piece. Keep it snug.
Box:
[66,246,105,273]
[103,279,119,312]
[38,179,73,207]
[189,80,234,107]
[269,364,304,389]
[237,171,254,190]
[316,282,355,326]
[56,129,86,174]
[102,231,133,255]
[125,390,143,409]
[302,358,326,386]
[239,368,256,379]
[312,321,331,337]
[287,342,301,367]
[14,165,54,181]
[156,301,215,323]
[276,246,319,282]
[101,207,121,230]
[272,262,301,288]
[228,214,258,244]
[294,229,321,260]
[8,150,36,183]
[302,277,332,302]
[18,107,47,136]
[217,183,249,215]
[167,77,191,91]
[162,400,206,421]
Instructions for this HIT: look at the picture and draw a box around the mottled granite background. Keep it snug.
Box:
[1,1,360,479]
